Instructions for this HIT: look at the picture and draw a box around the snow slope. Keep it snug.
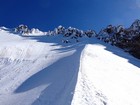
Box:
[0,28,140,105]
[72,43,140,105]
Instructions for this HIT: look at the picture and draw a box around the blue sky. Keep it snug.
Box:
[0,0,140,31]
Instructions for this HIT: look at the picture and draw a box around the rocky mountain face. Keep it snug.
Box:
[97,20,140,59]
[11,20,140,59]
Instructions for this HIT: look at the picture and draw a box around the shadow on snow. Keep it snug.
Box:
[24,34,140,68]
[90,39,140,68]
[23,35,140,68]
[15,45,85,105]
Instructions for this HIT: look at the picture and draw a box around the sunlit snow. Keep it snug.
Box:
[0,27,140,105]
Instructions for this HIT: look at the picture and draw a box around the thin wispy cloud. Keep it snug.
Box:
[129,0,140,9]
[135,0,140,8]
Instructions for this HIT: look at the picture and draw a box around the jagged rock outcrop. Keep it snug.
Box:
[96,19,140,59]
[15,24,30,34]
[47,25,96,43]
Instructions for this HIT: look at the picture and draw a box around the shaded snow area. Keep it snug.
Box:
[0,28,140,105]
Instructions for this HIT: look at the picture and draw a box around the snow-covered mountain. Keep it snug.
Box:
[130,19,140,31]
[0,25,140,105]
[14,25,47,36]
[97,20,140,59]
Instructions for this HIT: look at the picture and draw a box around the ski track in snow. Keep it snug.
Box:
[0,29,140,105]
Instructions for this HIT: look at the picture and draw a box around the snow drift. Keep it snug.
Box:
[0,27,140,105]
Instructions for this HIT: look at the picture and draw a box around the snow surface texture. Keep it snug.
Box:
[0,28,140,105]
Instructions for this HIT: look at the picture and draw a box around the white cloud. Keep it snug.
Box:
[129,0,140,9]
[135,0,140,8]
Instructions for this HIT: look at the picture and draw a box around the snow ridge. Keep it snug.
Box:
[0,24,140,105]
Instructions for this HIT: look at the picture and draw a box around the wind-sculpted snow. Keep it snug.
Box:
[0,30,85,105]
[0,28,140,105]
[4,19,140,59]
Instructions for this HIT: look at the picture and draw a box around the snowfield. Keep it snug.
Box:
[0,28,140,105]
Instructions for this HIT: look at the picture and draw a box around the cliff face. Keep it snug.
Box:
[97,20,140,59]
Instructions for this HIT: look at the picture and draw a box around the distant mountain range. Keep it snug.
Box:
[1,19,140,59]
[0,20,140,105]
